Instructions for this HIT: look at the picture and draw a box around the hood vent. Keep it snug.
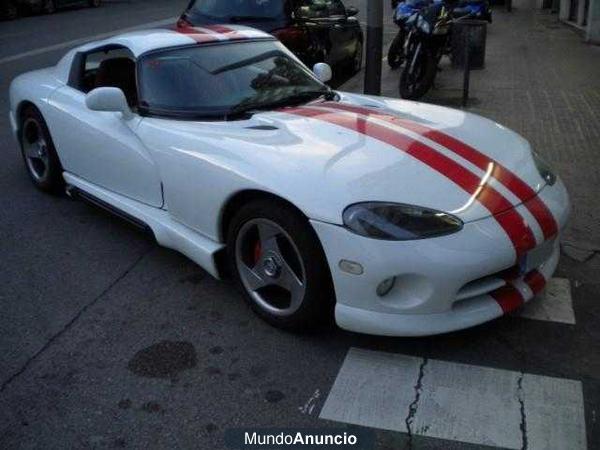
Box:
[245,125,279,130]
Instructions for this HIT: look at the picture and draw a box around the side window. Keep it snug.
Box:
[78,47,138,108]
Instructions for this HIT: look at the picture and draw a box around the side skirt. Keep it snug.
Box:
[67,185,154,235]
[64,172,224,279]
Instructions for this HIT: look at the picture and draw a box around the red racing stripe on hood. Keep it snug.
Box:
[323,102,559,242]
[282,106,536,258]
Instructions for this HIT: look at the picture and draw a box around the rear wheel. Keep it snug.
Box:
[227,200,334,331]
[19,106,65,193]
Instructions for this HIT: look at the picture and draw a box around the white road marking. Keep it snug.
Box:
[321,348,587,450]
[518,278,575,324]
[320,349,419,431]
[0,17,177,66]
[299,389,322,415]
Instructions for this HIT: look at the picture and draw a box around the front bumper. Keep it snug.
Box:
[310,180,570,336]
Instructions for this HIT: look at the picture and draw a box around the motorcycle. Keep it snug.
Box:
[398,0,491,99]
[399,1,451,99]
[388,0,433,69]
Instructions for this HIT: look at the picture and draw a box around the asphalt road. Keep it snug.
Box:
[0,2,598,450]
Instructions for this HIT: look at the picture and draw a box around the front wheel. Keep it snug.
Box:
[227,200,334,331]
[399,42,437,99]
[19,106,65,193]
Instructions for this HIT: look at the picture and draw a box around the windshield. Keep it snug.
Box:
[190,0,287,20]
[138,40,329,119]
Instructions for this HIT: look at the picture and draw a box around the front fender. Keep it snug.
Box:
[9,68,64,141]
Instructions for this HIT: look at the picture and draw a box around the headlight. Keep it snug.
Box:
[405,13,418,27]
[342,202,463,241]
[532,152,556,186]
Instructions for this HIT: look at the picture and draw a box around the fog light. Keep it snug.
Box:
[376,277,396,297]
[339,259,364,275]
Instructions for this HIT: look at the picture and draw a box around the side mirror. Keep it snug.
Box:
[346,6,359,16]
[313,62,332,83]
[85,87,132,119]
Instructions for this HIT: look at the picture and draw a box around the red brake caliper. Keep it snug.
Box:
[253,240,262,265]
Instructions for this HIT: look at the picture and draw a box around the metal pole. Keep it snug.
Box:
[462,26,471,107]
[364,0,384,95]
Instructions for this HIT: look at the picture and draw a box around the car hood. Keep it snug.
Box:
[138,93,546,225]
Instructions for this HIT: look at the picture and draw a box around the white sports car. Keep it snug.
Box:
[9,25,570,336]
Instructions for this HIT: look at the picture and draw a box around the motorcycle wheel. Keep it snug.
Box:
[399,45,437,100]
[387,30,405,70]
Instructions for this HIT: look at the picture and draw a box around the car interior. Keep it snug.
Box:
[80,47,138,107]
[94,58,138,106]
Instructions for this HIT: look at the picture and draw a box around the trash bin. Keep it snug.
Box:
[451,20,488,70]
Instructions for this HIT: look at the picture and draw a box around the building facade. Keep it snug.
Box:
[559,0,600,43]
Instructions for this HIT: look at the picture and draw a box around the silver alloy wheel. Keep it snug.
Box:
[22,118,49,183]
[235,218,306,317]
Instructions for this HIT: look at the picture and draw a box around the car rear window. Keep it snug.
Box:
[190,0,287,20]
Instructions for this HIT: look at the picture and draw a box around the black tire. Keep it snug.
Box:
[399,44,437,99]
[387,30,405,70]
[19,106,65,194]
[226,199,334,331]
[88,0,101,7]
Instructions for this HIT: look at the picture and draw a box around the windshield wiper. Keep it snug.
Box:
[291,89,338,102]
[228,89,338,120]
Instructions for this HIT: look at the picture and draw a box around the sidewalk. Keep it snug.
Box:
[342,8,600,261]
